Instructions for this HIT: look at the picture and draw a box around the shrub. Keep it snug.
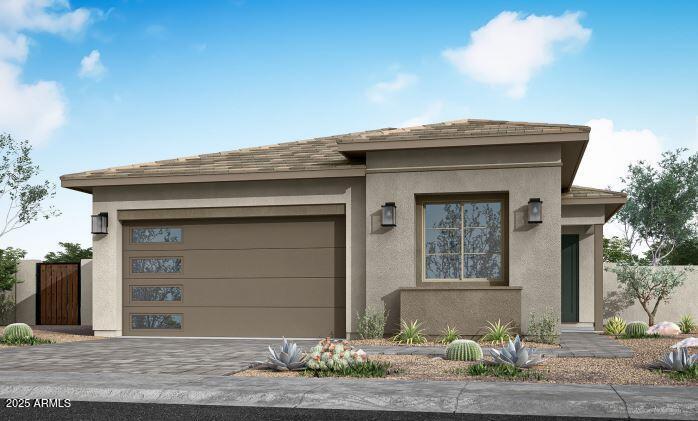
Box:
[527,309,559,344]
[3,323,33,341]
[304,360,390,378]
[0,294,15,325]
[356,307,387,339]
[625,321,649,338]
[481,319,513,345]
[604,316,627,336]
[446,339,482,361]
[391,320,427,345]
[306,338,367,371]
[438,325,460,345]
[0,336,52,346]
[678,314,695,334]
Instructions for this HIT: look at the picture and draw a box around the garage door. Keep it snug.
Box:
[122,216,345,337]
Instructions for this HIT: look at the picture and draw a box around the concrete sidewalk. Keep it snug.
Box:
[0,371,696,420]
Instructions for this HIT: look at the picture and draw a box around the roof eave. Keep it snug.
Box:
[60,167,367,194]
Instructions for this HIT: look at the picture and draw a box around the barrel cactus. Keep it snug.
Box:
[306,338,367,371]
[3,323,33,341]
[625,321,649,338]
[446,339,483,361]
[604,316,626,336]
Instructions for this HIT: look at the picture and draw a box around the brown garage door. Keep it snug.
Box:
[122,216,345,337]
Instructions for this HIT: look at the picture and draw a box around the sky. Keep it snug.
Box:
[0,0,697,258]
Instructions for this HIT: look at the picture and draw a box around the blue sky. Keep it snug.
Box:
[1,1,697,257]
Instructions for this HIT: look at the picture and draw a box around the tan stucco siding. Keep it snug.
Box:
[91,177,365,337]
[365,146,562,333]
[561,204,605,225]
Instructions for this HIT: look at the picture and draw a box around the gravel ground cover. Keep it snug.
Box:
[352,338,560,349]
[0,326,102,349]
[235,335,697,385]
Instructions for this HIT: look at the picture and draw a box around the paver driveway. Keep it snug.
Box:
[0,338,318,376]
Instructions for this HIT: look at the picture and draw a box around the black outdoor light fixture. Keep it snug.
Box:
[381,202,397,227]
[91,212,109,234]
[527,198,543,224]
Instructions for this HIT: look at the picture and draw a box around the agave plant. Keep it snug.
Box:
[481,319,513,345]
[654,348,698,372]
[489,335,544,368]
[391,320,427,345]
[254,337,308,371]
[604,316,627,336]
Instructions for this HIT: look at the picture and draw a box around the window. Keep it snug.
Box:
[131,286,182,302]
[131,257,182,273]
[423,200,503,281]
[131,314,182,329]
[132,228,182,243]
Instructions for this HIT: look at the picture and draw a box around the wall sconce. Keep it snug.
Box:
[381,202,397,227]
[91,212,109,234]
[527,198,543,224]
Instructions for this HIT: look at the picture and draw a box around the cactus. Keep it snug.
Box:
[306,337,367,371]
[446,339,483,361]
[3,323,33,341]
[625,321,649,337]
[604,316,627,336]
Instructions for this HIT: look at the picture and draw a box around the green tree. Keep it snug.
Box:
[44,242,92,263]
[603,236,637,263]
[607,149,698,325]
[615,149,698,265]
[645,237,698,265]
[0,133,59,239]
[0,247,26,323]
[608,264,690,326]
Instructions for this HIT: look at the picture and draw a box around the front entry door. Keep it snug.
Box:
[561,234,579,323]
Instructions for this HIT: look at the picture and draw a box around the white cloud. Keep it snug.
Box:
[79,49,105,79]
[0,62,65,145]
[0,0,92,35]
[443,11,591,98]
[574,119,663,189]
[0,0,97,144]
[400,101,444,127]
[366,72,418,103]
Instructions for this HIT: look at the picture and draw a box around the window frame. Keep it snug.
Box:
[416,193,508,286]
[130,313,183,330]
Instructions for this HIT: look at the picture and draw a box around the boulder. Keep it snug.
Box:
[647,321,681,337]
[672,337,698,348]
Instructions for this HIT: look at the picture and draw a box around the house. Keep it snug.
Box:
[61,119,626,338]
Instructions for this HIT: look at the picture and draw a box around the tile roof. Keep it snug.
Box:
[563,186,626,199]
[61,119,590,181]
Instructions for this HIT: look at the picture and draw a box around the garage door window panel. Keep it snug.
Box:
[131,228,182,244]
[131,257,182,273]
[132,286,182,302]
[131,314,182,329]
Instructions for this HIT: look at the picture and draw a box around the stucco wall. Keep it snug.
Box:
[604,265,698,323]
[12,260,40,325]
[91,177,366,337]
[365,145,562,333]
[400,287,522,336]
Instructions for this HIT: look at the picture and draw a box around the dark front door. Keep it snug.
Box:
[561,234,579,323]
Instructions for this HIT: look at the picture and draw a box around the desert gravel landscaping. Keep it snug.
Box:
[236,334,698,386]
[352,338,560,349]
[0,326,102,349]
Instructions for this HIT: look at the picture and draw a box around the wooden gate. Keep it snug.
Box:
[36,263,81,325]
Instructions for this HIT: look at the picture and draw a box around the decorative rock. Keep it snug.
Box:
[648,321,681,337]
[671,337,698,348]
